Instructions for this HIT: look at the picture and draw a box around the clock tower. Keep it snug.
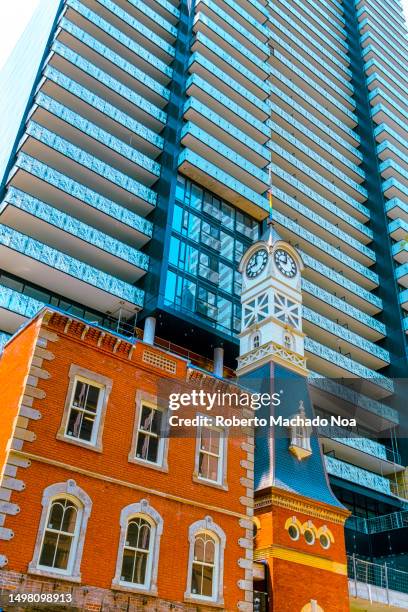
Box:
[237,228,350,612]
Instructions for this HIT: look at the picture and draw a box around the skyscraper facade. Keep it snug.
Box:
[0,0,408,607]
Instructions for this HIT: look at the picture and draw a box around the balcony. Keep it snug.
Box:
[0,225,144,313]
[195,0,270,59]
[348,556,408,608]
[377,140,408,171]
[7,154,152,247]
[273,187,373,263]
[302,278,386,342]
[271,52,357,127]
[392,242,408,265]
[321,427,403,476]
[214,0,270,42]
[271,166,369,243]
[364,55,407,100]
[386,198,408,224]
[371,104,408,140]
[270,31,354,106]
[366,68,408,106]
[178,148,269,220]
[63,0,173,84]
[273,0,349,60]
[367,73,408,115]
[110,0,179,42]
[183,97,269,167]
[268,65,359,146]
[48,41,167,132]
[325,455,392,494]
[396,263,408,288]
[269,104,364,181]
[269,4,352,79]
[191,31,270,101]
[301,251,382,316]
[0,188,149,283]
[269,123,367,200]
[273,210,378,290]
[67,0,175,64]
[359,19,407,69]
[188,52,269,121]
[269,91,361,165]
[55,16,170,108]
[16,122,156,214]
[180,122,268,193]
[30,92,161,186]
[369,89,408,127]
[383,178,408,203]
[400,289,408,312]
[142,0,180,25]
[380,154,408,181]
[0,284,44,334]
[309,374,398,424]
[193,12,269,80]
[186,74,269,144]
[305,337,393,398]
[40,66,164,159]
[303,306,389,370]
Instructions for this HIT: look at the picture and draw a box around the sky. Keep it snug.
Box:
[0,0,407,71]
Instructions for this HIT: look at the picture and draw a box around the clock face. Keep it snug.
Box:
[274,249,297,278]
[246,249,268,279]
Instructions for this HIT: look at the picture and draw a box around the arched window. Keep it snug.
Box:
[38,497,80,573]
[120,516,155,587]
[191,532,217,599]
[29,480,92,580]
[185,517,226,605]
[253,333,260,349]
[112,500,163,594]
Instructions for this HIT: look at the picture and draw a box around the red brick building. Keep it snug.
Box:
[0,308,253,611]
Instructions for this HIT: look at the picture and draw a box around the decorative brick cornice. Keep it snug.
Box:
[255,487,350,525]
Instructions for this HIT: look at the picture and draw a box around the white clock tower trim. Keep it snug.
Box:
[237,236,308,377]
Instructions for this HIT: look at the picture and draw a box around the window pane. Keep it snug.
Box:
[192,563,214,597]
[204,539,215,564]
[39,531,58,567]
[67,409,95,441]
[61,505,77,533]
[39,532,72,570]
[85,385,99,412]
[221,202,234,229]
[48,501,64,530]
[122,549,148,584]
[220,233,233,261]
[201,429,221,454]
[191,184,203,210]
[53,534,72,569]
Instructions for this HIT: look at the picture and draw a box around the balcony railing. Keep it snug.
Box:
[348,555,408,596]
[325,455,392,494]
[347,510,408,534]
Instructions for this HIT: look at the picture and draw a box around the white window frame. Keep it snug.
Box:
[128,391,169,472]
[37,496,82,576]
[65,376,104,445]
[28,480,92,582]
[57,365,112,452]
[184,516,225,605]
[112,500,163,595]
[194,421,228,489]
